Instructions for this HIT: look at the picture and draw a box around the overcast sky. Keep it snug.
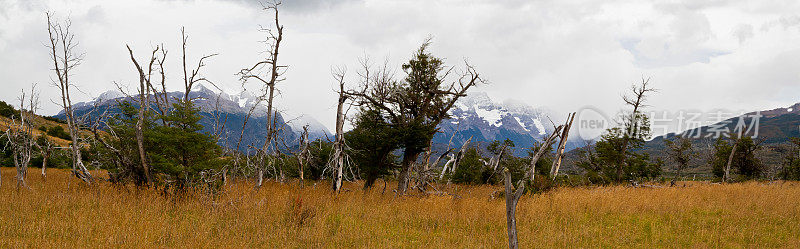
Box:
[2,0,800,135]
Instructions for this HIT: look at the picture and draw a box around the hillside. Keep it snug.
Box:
[0,113,80,147]
[561,103,800,177]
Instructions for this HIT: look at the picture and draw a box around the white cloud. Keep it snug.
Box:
[1,0,800,136]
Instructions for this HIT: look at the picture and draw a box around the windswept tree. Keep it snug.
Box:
[238,1,286,189]
[46,12,93,183]
[349,39,485,195]
[578,78,659,183]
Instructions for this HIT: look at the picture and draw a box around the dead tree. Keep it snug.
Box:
[147,46,169,124]
[35,134,54,180]
[297,126,310,187]
[4,85,39,189]
[549,113,575,179]
[331,66,349,192]
[125,45,161,185]
[481,140,509,184]
[503,168,524,249]
[429,128,458,180]
[46,12,93,183]
[88,104,133,183]
[501,120,569,249]
[238,1,286,189]
[180,27,218,102]
[439,137,471,180]
[525,125,564,182]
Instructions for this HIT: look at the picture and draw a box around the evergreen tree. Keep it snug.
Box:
[149,100,226,191]
[451,147,486,184]
[780,138,800,180]
[346,109,399,189]
[98,100,226,190]
[710,136,762,180]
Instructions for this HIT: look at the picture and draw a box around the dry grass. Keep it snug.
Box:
[1,168,799,248]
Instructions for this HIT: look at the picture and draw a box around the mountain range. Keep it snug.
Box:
[55,85,800,176]
[433,92,584,155]
[57,85,332,151]
[60,87,591,155]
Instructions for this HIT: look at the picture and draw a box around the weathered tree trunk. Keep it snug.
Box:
[297,126,310,188]
[725,141,738,182]
[126,45,158,185]
[550,113,575,179]
[504,169,524,249]
[525,125,564,182]
[238,2,284,189]
[41,151,48,180]
[332,71,347,192]
[397,149,422,195]
[257,168,264,187]
[257,88,276,189]
[47,13,93,183]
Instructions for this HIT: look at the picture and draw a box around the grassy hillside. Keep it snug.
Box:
[0,115,73,147]
[1,168,799,248]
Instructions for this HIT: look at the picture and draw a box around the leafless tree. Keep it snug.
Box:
[46,12,93,183]
[524,125,564,182]
[439,137,471,180]
[125,45,161,185]
[238,1,286,189]
[330,66,350,192]
[503,168,524,249]
[3,85,40,189]
[181,27,218,102]
[35,134,54,180]
[550,112,576,179]
[296,126,310,187]
[503,118,570,249]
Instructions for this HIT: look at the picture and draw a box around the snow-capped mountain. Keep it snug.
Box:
[433,92,555,155]
[287,115,333,141]
[58,84,330,151]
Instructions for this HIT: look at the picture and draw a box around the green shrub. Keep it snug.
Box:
[46,126,72,140]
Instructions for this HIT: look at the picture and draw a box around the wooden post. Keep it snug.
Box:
[504,168,524,249]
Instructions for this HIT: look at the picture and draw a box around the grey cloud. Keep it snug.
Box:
[204,0,362,13]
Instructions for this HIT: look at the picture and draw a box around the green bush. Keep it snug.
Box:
[0,100,19,118]
[46,126,72,140]
[451,147,492,185]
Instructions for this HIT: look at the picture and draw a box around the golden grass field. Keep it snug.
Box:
[1,168,799,248]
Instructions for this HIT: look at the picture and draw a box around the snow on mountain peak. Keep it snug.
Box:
[97,90,124,101]
[443,91,550,139]
[287,115,332,141]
